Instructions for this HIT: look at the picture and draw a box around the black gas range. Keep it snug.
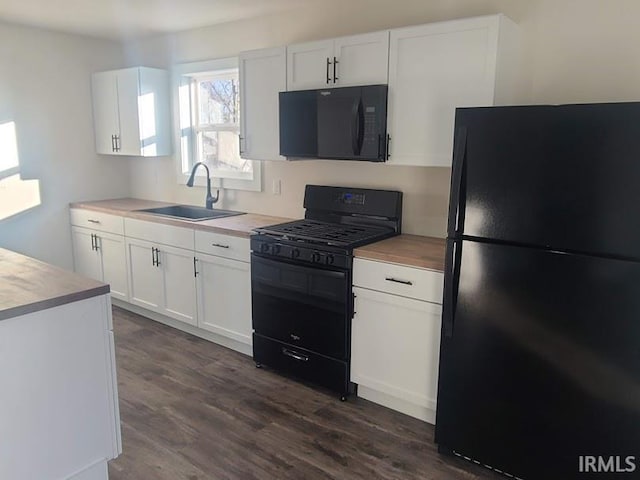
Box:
[250,185,402,400]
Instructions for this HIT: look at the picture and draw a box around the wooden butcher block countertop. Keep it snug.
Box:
[69,198,291,238]
[0,248,109,321]
[354,234,446,272]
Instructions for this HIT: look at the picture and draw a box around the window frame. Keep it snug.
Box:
[172,57,262,192]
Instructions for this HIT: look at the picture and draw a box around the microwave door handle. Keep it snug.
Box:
[357,101,365,154]
[351,100,364,156]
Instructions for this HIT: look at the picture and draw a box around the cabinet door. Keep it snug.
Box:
[334,31,389,87]
[239,47,287,161]
[71,227,102,282]
[159,245,197,326]
[287,39,335,91]
[115,68,142,156]
[96,232,129,302]
[126,239,163,311]
[351,287,442,411]
[91,71,119,155]
[196,253,251,345]
[138,67,172,156]
[387,17,499,166]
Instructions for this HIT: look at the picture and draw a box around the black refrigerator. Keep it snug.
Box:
[435,103,640,480]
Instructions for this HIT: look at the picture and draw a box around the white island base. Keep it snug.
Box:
[0,294,121,480]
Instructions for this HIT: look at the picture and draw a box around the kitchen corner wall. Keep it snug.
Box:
[0,22,130,268]
[124,0,640,236]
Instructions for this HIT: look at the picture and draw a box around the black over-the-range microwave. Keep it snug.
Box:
[279,85,389,162]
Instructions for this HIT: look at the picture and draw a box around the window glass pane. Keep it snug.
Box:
[198,77,239,126]
[197,130,253,174]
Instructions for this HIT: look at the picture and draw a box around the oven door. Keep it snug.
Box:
[251,254,350,360]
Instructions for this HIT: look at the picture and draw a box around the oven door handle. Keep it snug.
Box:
[282,348,309,362]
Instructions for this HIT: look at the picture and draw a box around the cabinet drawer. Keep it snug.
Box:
[124,218,194,250]
[353,258,444,304]
[70,209,124,235]
[195,230,249,262]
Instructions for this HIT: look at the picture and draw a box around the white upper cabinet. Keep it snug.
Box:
[91,67,172,157]
[287,39,334,90]
[287,32,389,90]
[333,31,389,87]
[239,47,287,161]
[387,14,521,167]
[91,71,120,155]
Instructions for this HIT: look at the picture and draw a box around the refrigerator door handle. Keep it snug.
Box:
[443,239,461,338]
[448,127,468,236]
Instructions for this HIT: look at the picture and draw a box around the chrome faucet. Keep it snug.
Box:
[186,162,219,209]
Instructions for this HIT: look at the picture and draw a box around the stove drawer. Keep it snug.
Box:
[252,291,347,359]
[253,334,348,395]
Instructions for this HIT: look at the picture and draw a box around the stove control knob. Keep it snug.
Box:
[290,248,300,259]
[312,251,322,263]
[260,243,271,254]
[325,254,335,265]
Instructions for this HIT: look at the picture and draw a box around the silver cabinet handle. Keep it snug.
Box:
[212,243,230,249]
[385,277,413,286]
[87,219,101,224]
[282,348,308,362]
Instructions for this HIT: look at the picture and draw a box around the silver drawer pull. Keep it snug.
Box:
[212,243,230,249]
[385,277,413,286]
[87,219,101,224]
[282,348,308,362]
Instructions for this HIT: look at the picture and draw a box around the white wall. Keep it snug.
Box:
[0,22,131,268]
[124,0,640,237]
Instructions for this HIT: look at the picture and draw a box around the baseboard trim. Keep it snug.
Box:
[112,299,253,357]
[357,385,436,424]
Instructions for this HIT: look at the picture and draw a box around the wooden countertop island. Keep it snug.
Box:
[0,247,109,321]
[0,248,121,479]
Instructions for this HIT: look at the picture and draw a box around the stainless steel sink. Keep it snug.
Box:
[135,205,245,221]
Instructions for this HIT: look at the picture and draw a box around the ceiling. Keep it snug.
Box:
[0,0,324,40]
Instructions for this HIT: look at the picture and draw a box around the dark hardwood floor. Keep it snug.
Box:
[108,306,501,480]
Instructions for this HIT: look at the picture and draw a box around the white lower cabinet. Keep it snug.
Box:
[126,238,197,326]
[351,259,444,424]
[195,252,252,346]
[72,209,255,354]
[71,226,129,301]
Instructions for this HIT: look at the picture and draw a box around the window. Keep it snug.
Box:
[175,58,261,191]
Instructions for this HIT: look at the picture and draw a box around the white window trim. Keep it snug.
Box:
[172,57,262,192]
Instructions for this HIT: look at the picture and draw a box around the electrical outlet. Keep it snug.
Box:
[272,179,281,195]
